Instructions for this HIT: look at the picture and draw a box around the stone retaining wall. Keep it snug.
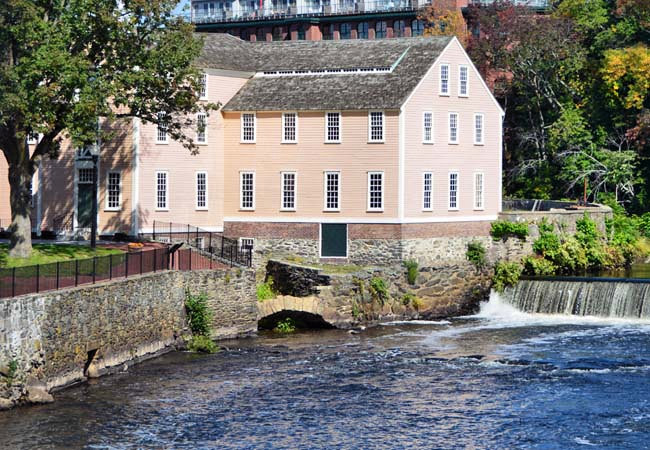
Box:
[0,268,257,410]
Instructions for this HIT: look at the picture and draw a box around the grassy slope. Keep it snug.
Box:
[0,244,123,268]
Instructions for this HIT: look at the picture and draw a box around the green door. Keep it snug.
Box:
[321,224,347,257]
[77,184,93,228]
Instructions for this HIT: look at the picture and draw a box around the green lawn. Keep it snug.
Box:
[0,244,124,268]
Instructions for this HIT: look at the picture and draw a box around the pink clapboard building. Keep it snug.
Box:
[0,34,503,265]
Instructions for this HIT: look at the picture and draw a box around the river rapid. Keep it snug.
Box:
[2,294,650,449]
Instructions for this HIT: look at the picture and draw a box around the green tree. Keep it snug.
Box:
[0,0,211,257]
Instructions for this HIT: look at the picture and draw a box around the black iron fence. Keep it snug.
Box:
[144,221,252,268]
[0,248,169,299]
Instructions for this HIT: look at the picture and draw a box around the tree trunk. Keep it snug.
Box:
[8,161,33,258]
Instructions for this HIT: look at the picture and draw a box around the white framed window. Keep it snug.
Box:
[156,112,168,144]
[239,237,254,249]
[325,112,341,143]
[78,168,94,184]
[195,236,205,250]
[324,171,340,211]
[199,73,208,100]
[448,172,459,210]
[367,171,384,211]
[423,172,433,211]
[106,171,121,210]
[474,113,484,145]
[196,112,207,144]
[282,112,297,143]
[474,172,484,210]
[448,112,459,144]
[459,65,469,97]
[240,171,255,210]
[423,112,433,144]
[196,171,208,210]
[156,171,169,210]
[241,113,256,143]
[281,171,296,211]
[368,111,384,143]
[439,64,450,95]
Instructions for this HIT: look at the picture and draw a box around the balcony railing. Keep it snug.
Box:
[192,0,428,23]
[468,0,549,8]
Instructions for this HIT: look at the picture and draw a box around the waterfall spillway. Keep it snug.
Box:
[503,279,650,319]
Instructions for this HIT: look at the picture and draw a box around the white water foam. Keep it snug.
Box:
[380,320,452,326]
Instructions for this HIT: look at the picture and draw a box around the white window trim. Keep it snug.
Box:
[239,237,254,249]
[240,112,256,144]
[196,112,208,145]
[439,63,450,96]
[280,171,297,211]
[458,65,469,97]
[195,171,209,211]
[448,112,459,145]
[240,171,255,210]
[473,113,485,145]
[448,171,459,211]
[368,110,385,143]
[422,172,433,211]
[324,111,342,144]
[281,112,298,144]
[422,111,434,144]
[155,171,169,211]
[156,113,168,145]
[323,170,341,212]
[199,73,208,100]
[104,171,122,211]
[474,171,485,211]
[367,171,384,212]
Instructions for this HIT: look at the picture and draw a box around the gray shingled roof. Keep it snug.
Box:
[195,34,453,111]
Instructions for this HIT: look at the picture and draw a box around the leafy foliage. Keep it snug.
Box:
[522,255,557,276]
[492,261,523,293]
[369,277,389,304]
[188,335,218,354]
[490,221,529,240]
[256,276,276,301]
[403,260,419,285]
[274,318,297,333]
[185,292,213,337]
[466,241,487,269]
[419,0,468,44]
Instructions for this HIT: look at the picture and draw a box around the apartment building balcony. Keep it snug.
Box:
[467,0,549,9]
[191,0,429,24]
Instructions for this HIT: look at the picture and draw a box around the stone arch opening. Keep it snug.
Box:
[258,310,336,331]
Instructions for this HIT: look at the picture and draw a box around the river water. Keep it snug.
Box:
[2,294,650,449]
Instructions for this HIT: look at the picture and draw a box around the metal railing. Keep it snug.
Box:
[144,221,252,268]
[0,247,170,299]
[192,0,428,23]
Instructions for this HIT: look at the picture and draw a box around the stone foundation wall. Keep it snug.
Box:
[0,268,257,410]
[498,205,612,235]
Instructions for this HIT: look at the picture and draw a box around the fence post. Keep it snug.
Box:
[140,250,143,275]
[36,264,40,293]
[209,232,212,253]
[92,256,96,284]
[187,224,190,243]
[196,227,199,245]
[11,267,15,297]
[153,221,156,241]
[230,245,233,267]
[169,221,172,242]
[125,252,129,278]
[154,248,157,272]
[220,235,224,258]
[56,261,60,290]
[75,259,79,286]
[189,248,192,271]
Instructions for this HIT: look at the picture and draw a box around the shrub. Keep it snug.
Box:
[369,277,389,304]
[185,292,213,336]
[492,261,523,293]
[532,232,562,258]
[522,255,556,276]
[490,220,529,240]
[274,317,297,333]
[402,292,416,306]
[555,238,589,273]
[403,260,418,285]
[188,335,218,354]
[411,296,424,311]
[603,245,626,268]
[256,276,275,301]
[576,213,601,246]
[466,241,487,269]
[537,218,554,234]
[639,213,650,238]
